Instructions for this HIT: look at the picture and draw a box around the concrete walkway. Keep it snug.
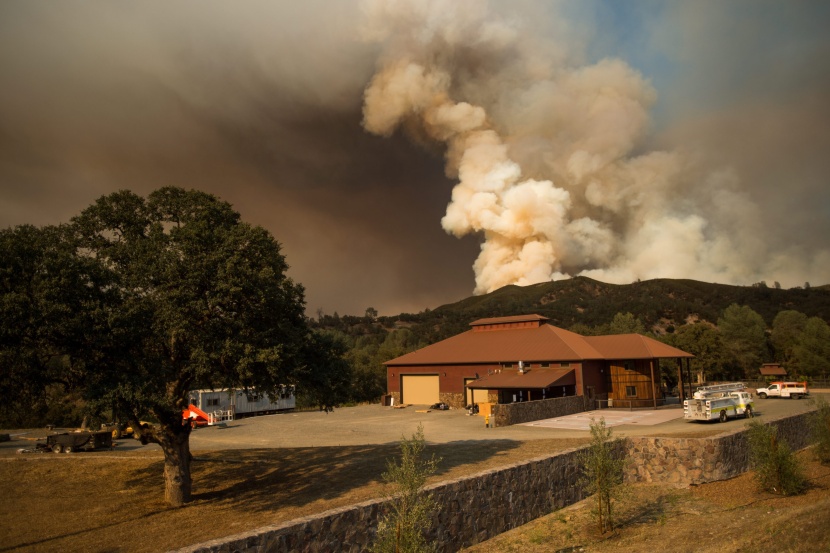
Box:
[521,408,685,431]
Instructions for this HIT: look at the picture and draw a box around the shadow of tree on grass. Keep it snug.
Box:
[125,439,527,516]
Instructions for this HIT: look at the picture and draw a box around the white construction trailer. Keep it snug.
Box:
[188,386,296,419]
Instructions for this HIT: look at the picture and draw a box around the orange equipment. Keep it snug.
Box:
[182,404,211,428]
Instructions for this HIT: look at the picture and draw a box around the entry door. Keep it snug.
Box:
[464,378,489,405]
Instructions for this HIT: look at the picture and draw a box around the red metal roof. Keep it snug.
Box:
[385,315,693,366]
[385,325,603,366]
[584,334,694,360]
[470,314,550,327]
[467,368,575,389]
[759,363,787,376]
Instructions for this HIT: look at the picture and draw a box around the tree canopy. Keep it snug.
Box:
[662,322,727,382]
[717,304,769,378]
[72,187,308,406]
[771,310,808,365]
[792,317,830,379]
[0,224,111,426]
[606,312,647,335]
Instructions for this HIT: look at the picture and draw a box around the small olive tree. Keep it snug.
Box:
[372,424,440,553]
[579,418,627,534]
[746,421,806,495]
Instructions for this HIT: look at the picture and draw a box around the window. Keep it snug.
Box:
[540,363,550,368]
[560,362,570,368]
[625,386,637,398]
[502,363,514,369]
[207,398,220,407]
[624,362,634,371]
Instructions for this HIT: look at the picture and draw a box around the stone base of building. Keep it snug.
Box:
[440,392,465,409]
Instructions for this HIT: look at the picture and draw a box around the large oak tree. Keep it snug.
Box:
[3,187,328,506]
[73,187,311,505]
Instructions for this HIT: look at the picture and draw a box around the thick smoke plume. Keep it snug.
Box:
[360,0,830,293]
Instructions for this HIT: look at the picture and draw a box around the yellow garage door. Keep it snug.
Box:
[401,375,439,405]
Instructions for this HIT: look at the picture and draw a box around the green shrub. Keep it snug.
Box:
[372,424,440,553]
[810,396,830,464]
[579,418,627,533]
[746,421,806,495]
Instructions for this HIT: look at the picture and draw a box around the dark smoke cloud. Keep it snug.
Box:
[0,1,480,316]
[1,1,828,316]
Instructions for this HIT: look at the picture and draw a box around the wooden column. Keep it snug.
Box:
[677,358,685,402]
[650,359,658,408]
[686,358,694,398]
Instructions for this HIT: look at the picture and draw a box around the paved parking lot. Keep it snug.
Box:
[3,392,826,455]
[184,390,828,449]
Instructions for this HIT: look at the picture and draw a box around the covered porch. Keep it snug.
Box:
[466,367,576,405]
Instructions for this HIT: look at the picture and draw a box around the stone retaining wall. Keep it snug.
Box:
[490,395,591,427]
[178,447,589,553]
[176,411,815,553]
[626,410,814,485]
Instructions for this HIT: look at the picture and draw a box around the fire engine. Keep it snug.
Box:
[683,382,754,423]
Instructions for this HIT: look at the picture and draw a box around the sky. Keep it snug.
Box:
[1,0,829,316]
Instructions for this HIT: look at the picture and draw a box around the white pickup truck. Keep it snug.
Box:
[756,381,809,400]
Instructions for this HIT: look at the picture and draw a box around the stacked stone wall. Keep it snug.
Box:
[179,447,588,553]
[177,411,816,553]
[439,392,465,409]
[490,395,590,427]
[626,410,814,485]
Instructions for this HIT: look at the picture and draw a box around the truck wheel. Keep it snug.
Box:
[52,444,63,453]
[719,411,727,423]
[759,392,767,399]
[792,394,800,400]
[64,446,73,453]
[745,406,753,418]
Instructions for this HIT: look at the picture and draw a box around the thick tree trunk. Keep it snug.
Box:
[159,428,192,506]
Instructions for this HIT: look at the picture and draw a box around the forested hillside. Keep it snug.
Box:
[317,277,830,341]
[311,277,830,403]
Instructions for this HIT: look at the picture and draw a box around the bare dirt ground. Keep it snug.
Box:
[0,396,826,552]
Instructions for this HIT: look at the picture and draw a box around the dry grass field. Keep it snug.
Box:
[0,438,589,552]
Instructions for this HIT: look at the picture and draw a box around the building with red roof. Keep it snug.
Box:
[385,314,693,410]
[759,363,787,377]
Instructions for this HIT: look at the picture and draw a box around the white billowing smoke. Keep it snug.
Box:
[360,0,824,293]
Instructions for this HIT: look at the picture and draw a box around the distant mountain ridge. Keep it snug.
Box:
[391,277,830,343]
